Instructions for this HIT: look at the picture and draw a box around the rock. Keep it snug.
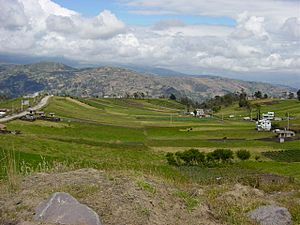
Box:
[34,192,102,225]
[248,205,292,225]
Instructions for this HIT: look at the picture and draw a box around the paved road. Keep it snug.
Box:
[0,95,51,123]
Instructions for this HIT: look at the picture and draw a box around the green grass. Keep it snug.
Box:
[0,96,42,113]
[1,96,300,184]
[1,96,300,225]
[262,149,300,162]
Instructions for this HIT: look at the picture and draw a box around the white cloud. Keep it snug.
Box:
[126,0,299,22]
[0,0,299,77]
[280,17,300,41]
[0,0,28,29]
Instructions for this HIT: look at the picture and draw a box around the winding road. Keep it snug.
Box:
[0,95,51,123]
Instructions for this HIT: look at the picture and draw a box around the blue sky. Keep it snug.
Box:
[52,0,236,26]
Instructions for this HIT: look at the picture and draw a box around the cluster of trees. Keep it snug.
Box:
[253,91,268,99]
[297,90,300,101]
[199,91,248,112]
[166,148,251,167]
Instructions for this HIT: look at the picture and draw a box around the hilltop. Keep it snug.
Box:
[0,62,292,99]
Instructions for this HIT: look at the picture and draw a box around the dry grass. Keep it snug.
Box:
[1,148,20,192]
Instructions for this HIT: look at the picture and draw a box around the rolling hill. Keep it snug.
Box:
[0,62,292,100]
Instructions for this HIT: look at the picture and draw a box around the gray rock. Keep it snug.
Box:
[248,205,292,225]
[34,192,102,225]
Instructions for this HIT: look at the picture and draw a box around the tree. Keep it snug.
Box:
[254,91,262,99]
[297,89,300,101]
[288,92,295,99]
[239,90,249,108]
[254,104,261,120]
[193,109,197,117]
[236,150,251,160]
[263,93,268,99]
[133,92,139,99]
[169,93,176,100]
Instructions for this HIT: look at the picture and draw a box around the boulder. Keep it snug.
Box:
[248,205,292,225]
[34,192,102,225]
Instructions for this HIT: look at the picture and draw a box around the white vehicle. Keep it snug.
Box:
[256,119,272,131]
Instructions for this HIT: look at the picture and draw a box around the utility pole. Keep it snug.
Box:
[287,112,290,130]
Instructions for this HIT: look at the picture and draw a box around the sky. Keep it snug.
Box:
[0,0,299,85]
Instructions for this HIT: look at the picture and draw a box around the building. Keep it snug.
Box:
[256,119,272,131]
[273,129,296,143]
[195,109,205,117]
[0,111,6,118]
[274,129,295,138]
[36,111,45,116]
[262,112,275,120]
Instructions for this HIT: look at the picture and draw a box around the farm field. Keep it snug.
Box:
[1,96,300,178]
[1,96,300,224]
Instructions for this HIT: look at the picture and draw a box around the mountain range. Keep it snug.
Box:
[0,62,293,101]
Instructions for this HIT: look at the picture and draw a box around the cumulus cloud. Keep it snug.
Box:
[280,17,300,41]
[0,0,299,78]
[0,0,28,29]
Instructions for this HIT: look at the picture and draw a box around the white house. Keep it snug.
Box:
[262,112,275,120]
[256,119,272,131]
[195,109,205,117]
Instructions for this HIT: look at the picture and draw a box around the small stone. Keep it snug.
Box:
[34,192,102,225]
[248,205,292,225]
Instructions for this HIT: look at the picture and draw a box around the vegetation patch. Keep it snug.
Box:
[137,180,156,194]
[262,149,300,162]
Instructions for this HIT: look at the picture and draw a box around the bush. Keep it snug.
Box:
[166,149,235,167]
[211,149,234,162]
[166,152,178,166]
[236,150,251,160]
[176,149,206,166]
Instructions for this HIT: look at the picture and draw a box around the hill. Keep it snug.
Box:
[0,62,292,100]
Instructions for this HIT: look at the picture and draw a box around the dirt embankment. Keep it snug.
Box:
[0,169,220,225]
[0,169,298,225]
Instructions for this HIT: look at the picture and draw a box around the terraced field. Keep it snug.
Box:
[1,96,300,182]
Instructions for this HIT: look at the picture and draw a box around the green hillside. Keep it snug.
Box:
[1,96,299,180]
[215,99,300,129]
[1,96,300,224]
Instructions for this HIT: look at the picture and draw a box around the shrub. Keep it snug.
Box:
[206,152,215,162]
[236,150,251,160]
[211,149,234,162]
[166,153,178,166]
[177,149,206,166]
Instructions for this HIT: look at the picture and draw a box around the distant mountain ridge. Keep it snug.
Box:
[0,62,293,100]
